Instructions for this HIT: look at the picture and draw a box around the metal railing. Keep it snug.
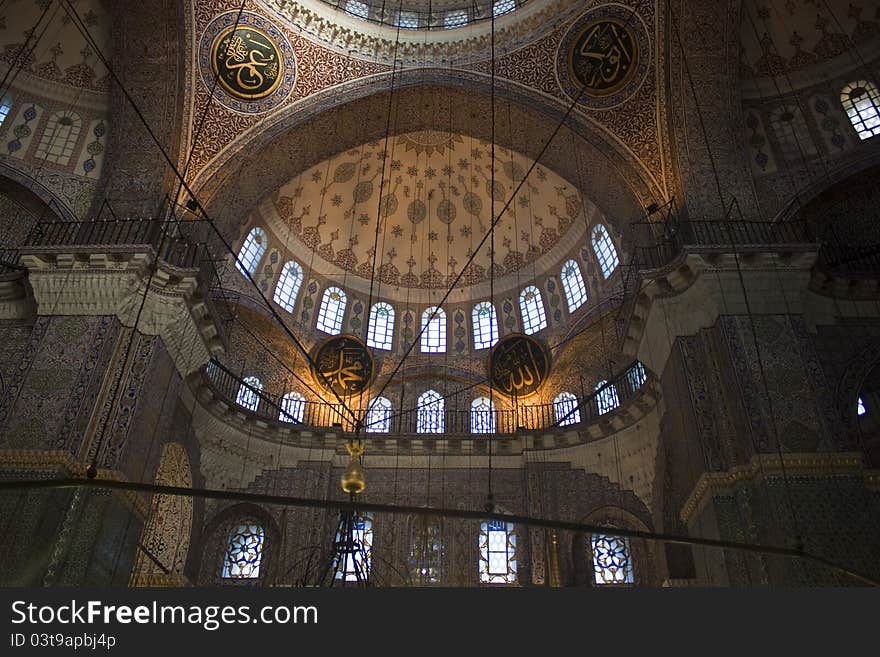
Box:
[203,357,651,437]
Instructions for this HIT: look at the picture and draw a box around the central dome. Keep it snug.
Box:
[259,130,592,303]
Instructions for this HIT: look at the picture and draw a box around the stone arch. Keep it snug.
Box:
[193,71,661,248]
[196,502,281,585]
[571,505,657,587]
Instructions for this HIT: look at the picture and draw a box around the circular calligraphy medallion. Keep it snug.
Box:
[311,334,375,397]
[487,333,551,398]
[567,19,638,97]
[212,26,283,100]
[199,12,296,114]
[556,5,651,110]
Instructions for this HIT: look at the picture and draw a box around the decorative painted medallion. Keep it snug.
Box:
[556,5,650,110]
[488,334,551,398]
[199,12,296,114]
[568,19,637,96]
[212,26,283,100]
[311,334,375,396]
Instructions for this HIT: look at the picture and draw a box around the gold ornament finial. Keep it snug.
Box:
[341,439,366,494]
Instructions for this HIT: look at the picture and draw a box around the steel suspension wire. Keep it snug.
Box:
[1,477,875,586]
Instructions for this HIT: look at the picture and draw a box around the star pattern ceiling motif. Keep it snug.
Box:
[269,130,585,291]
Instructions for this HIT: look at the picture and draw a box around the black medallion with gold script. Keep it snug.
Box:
[488,334,551,398]
[568,19,638,96]
[311,335,374,397]
[212,26,283,100]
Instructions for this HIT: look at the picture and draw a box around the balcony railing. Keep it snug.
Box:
[202,357,651,437]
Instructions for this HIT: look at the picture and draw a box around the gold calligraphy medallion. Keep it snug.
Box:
[568,19,638,97]
[488,334,551,398]
[211,26,284,100]
[311,334,375,397]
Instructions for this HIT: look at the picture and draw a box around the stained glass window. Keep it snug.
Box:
[561,259,588,312]
[367,302,395,350]
[35,111,81,165]
[470,397,495,434]
[421,307,447,353]
[841,80,880,140]
[316,287,347,335]
[591,534,634,585]
[222,523,265,579]
[626,361,647,391]
[493,0,516,16]
[273,261,303,313]
[519,286,547,335]
[0,97,11,128]
[279,391,305,423]
[596,380,620,415]
[858,396,867,416]
[472,302,498,350]
[479,519,516,584]
[417,389,444,434]
[236,227,267,277]
[344,0,369,19]
[335,514,372,582]
[554,391,580,426]
[409,515,442,584]
[592,224,619,279]
[444,9,468,28]
[365,396,392,433]
[236,376,262,411]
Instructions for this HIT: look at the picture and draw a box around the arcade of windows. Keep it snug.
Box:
[236,223,618,354]
[220,517,635,585]
[341,0,521,30]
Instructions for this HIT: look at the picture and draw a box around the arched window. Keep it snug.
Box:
[591,533,634,585]
[470,397,496,434]
[493,0,516,17]
[561,259,588,312]
[344,0,369,19]
[236,376,262,411]
[519,286,547,334]
[335,513,373,582]
[417,389,444,434]
[365,396,393,433]
[596,380,620,415]
[421,307,447,353]
[221,522,265,579]
[316,287,347,335]
[367,302,395,350]
[409,515,442,584]
[858,396,867,416]
[236,227,267,277]
[444,9,468,28]
[472,302,498,350]
[0,96,11,128]
[273,261,303,313]
[626,361,647,391]
[279,391,305,423]
[770,105,816,163]
[395,10,419,28]
[479,519,516,584]
[592,224,619,279]
[554,391,580,426]
[841,80,880,140]
[35,111,81,165]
